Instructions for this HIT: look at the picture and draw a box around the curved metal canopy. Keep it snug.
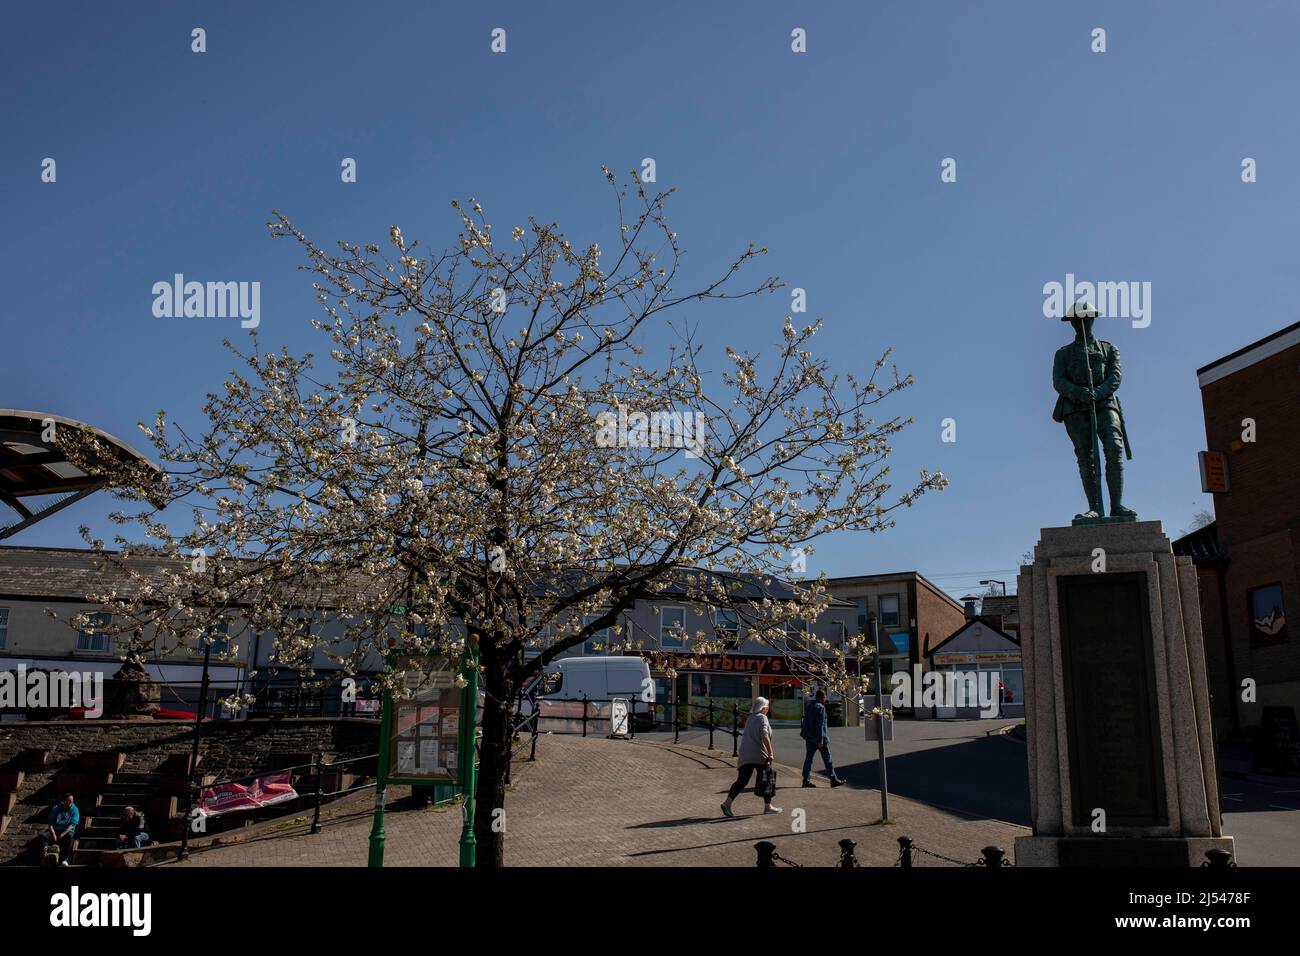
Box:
[0,409,158,540]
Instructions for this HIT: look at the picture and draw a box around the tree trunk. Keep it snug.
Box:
[473,647,513,867]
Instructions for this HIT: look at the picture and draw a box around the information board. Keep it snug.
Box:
[387,656,462,783]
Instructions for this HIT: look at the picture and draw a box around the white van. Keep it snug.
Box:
[522,656,655,730]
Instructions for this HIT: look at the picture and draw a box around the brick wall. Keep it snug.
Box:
[1201,343,1300,547]
[1200,341,1300,729]
[913,579,968,663]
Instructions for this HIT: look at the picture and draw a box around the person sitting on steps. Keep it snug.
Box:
[41,793,79,866]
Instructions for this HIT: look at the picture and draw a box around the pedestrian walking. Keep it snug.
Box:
[801,690,845,788]
[720,697,781,817]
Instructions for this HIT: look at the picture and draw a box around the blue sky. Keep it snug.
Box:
[3,1,1297,600]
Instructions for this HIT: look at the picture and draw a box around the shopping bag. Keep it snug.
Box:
[754,764,777,799]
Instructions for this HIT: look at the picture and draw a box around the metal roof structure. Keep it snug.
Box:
[0,409,157,541]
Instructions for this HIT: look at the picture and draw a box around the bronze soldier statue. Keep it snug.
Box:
[1052,302,1136,523]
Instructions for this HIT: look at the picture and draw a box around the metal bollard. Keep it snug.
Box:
[581,695,588,738]
[1204,848,1234,869]
[674,701,681,744]
[980,846,1006,868]
[708,700,715,750]
[732,704,739,758]
[529,710,539,761]
[897,835,913,868]
[838,838,858,868]
[755,841,777,868]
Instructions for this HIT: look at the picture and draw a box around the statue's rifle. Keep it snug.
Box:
[1082,326,1106,516]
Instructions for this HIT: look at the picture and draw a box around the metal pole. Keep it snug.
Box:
[310,751,324,834]
[871,614,890,822]
[178,639,211,861]
[732,704,739,758]
[708,699,715,750]
[457,638,480,868]
[856,640,863,729]
[529,704,539,761]
[367,681,393,867]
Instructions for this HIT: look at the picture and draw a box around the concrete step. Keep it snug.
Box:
[11,749,50,771]
[111,772,157,784]
[79,752,126,773]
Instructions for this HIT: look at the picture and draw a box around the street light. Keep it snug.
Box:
[979,579,1007,595]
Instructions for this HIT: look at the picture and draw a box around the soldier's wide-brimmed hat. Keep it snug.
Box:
[1064,300,1100,320]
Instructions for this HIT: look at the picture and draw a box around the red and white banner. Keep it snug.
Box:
[197,770,298,817]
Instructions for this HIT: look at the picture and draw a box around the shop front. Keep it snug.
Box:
[636,651,854,727]
[923,618,1024,719]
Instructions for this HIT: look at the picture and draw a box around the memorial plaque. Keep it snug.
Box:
[1058,573,1167,828]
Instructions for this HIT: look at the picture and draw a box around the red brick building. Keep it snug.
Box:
[823,571,968,715]
[1185,320,1300,737]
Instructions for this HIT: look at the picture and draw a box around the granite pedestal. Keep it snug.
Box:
[1014,521,1234,866]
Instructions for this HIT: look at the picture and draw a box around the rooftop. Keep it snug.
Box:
[1196,320,1300,388]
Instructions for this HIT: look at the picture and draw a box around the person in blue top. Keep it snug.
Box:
[42,793,80,865]
[801,691,845,788]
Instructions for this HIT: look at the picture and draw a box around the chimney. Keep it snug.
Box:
[960,594,979,619]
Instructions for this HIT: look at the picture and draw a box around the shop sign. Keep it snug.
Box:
[932,651,1021,666]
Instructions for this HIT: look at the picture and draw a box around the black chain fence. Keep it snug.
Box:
[752,835,1012,868]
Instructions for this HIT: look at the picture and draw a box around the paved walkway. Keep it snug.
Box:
[163,735,1026,867]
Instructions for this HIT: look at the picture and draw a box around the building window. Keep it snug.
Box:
[0,608,7,649]
[583,613,611,655]
[1248,583,1287,644]
[851,597,869,633]
[713,607,739,647]
[660,606,686,650]
[703,674,752,701]
[77,611,112,652]
[207,619,231,656]
[785,619,811,653]
[878,594,901,628]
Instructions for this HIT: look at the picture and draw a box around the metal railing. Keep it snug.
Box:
[178,749,379,859]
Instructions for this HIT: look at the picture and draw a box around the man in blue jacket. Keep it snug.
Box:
[801,691,845,788]
[42,792,80,865]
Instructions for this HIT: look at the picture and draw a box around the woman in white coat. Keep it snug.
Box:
[720,697,782,816]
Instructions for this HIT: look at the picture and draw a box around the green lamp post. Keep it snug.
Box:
[457,636,480,867]
[367,679,393,867]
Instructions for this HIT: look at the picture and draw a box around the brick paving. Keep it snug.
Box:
[163,735,1027,867]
